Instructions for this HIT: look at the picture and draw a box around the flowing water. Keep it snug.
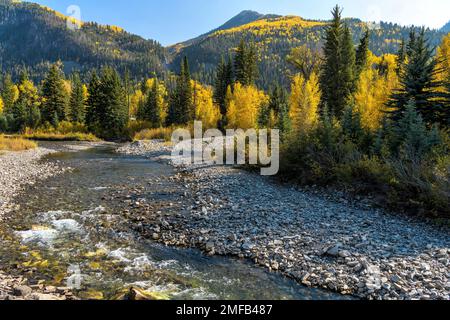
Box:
[0,143,346,300]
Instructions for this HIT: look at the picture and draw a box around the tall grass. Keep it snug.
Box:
[133,127,176,141]
[0,135,37,151]
[22,122,99,142]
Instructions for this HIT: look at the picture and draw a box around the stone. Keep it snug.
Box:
[13,285,32,297]
[205,241,215,252]
[325,244,341,257]
[152,233,160,240]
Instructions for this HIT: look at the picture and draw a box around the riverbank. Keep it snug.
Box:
[0,142,106,300]
[118,140,450,300]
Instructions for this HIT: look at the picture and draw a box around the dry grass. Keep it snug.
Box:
[133,127,176,142]
[0,135,37,152]
[22,132,99,142]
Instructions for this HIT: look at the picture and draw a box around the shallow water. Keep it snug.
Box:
[0,143,347,300]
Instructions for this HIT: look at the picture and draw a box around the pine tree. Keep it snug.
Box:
[10,98,27,132]
[392,100,440,159]
[341,25,357,97]
[41,63,68,125]
[145,78,162,127]
[69,73,86,123]
[355,29,370,77]
[96,67,129,139]
[167,57,193,125]
[396,39,407,76]
[213,55,234,129]
[387,29,444,126]
[85,71,101,131]
[234,39,258,86]
[1,74,18,114]
[320,6,356,118]
[443,73,450,126]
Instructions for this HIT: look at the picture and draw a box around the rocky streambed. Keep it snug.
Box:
[1,141,342,300]
[117,140,450,300]
[0,142,106,300]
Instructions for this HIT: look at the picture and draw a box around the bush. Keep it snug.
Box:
[280,104,450,218]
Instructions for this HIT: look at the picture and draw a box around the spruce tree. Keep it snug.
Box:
[355,29,370,76]
[320,6,356,118]
[41,63,68,125]
[167,57,193,125]
[234,39,258,86]
[387,29,444,126]
[10,98,27,132]
[396,39,406,76]
[69,73,85,123]
[85,71,101,131]
[1,74,16,114]
[145,79,162,127]
[341,25,357,100]
[443,73,450,127]
[97,67,129,139]
[214,55,234,129]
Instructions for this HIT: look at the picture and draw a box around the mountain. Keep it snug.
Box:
[0,0,168,81]
[441,21,450,33]
[171,13,446,89]
[170,10,279,54]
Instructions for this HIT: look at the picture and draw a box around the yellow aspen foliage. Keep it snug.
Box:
[82,84,88,101]
[354,52,399,130]
[140,78,169,122]
[192,81,220,129]
[0,97,4,114]
[436,33,450,82]
[289,72,320,133]
[130,89,144,118]
[18,79,40,108]
[226,83,269,129]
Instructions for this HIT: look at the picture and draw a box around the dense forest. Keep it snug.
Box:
[0,3,449,215]
[0,0,167,82]
[171,12,447,89]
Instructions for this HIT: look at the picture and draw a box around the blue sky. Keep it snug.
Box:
[32,0,450,45]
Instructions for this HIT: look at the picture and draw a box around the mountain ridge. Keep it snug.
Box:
[441,21,450,33]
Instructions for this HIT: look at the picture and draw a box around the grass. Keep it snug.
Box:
[133,127,177,142]
[0,135,37,151]
[22,132,99,142]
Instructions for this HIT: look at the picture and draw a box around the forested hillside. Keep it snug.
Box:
[171,12,446,89]
[442,21,450,33]
[0,0,167,82]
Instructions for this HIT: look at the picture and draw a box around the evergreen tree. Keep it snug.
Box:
[27,104,41,129]
[145,78,162,127]
[10,98,27,132]
[387,29,444,126]
[341,25,357,98]
[213,55,234,129]
[1,74,17,114]
[69,73,86,123]
[320,6,356,118]
[355,29,370,77]
[85,71,101,131]
[234,39,258,86]
[96,67,129,139]
[396,39,407,76]
[167,57,193,125]
[443,73,450,127]
[392,100,440,159]
[41,63,68,125]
